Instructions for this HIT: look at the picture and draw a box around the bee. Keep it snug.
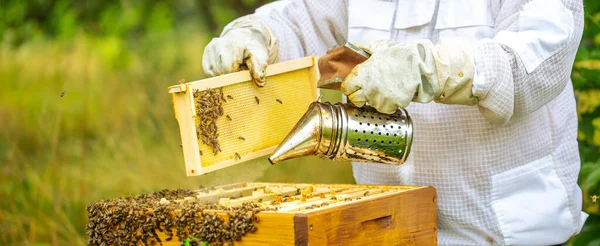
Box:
[197,98,209,105]
[276,99,282,104]
[234,152,241,160]
[199,150,203,156]
[591,195,598,203]
[249,225,257,232]
[226,115,232,121]
[227,95,234,100]
[254,96,260,104]
[238,136,245,141]
[178,79,186,84]
[60,91,66,97]
[219,88,226,101]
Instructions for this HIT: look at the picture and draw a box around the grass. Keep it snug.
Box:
[0,25,354,245]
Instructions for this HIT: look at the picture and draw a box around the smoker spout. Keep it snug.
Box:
[268,102,323,164]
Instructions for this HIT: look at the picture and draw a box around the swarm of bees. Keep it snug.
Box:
[194,88,227,155]
[86,188,264,246]
[86,184,390,245]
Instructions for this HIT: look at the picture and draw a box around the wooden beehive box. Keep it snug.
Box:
[168,57,319,176]
[87,183,437,245]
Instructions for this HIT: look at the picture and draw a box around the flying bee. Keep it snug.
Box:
[276,99,282,104]
[591,195,598,203]
[60,91,66,97]
[254,96,260,104]
[238,136,245,141]
[227,95,234,100]
[226,115,232,121]
[178,79,186,84]
[234,152,241,160]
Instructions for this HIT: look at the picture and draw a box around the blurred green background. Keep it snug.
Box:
[0,0,599,245]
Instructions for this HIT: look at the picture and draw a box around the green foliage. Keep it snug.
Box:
[571,0,600,245]
[182,237,207,246]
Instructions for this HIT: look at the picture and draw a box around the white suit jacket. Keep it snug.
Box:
[229,0,587,244]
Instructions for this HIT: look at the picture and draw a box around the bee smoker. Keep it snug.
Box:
[268,41,413,165]
[268,101,413,165]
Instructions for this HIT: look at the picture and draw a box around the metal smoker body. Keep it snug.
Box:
[269,101,413,164]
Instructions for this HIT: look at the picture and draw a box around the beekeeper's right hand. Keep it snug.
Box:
[202,18,279,87]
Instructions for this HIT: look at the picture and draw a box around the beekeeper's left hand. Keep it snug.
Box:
[341,39,477,114]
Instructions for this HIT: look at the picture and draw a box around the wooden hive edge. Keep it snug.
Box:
[302,186,437,245]
[168,56,317,94]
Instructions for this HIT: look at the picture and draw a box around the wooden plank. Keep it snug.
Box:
[294,214,309,246]
[171,85,203,175]
[200,146,276,174]
[168,57,315,92]
[212,182,249,190]
[250,182,421,191]
[275,187,355,212]
[308,56,320,100]
[280,189,386,212]
[192,186,261,204]
[305,186,437,245]
[219,187,299,207]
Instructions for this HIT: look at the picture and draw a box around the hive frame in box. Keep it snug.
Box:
[153,182,438,245]
[168,57,320,176]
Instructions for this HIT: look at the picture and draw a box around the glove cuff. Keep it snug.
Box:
[222,17,280,64]
[432,38,478,105]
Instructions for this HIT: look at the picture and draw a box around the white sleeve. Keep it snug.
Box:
[472,0,583,125]
[230,0,349,62]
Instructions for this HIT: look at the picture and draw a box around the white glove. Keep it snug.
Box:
[341,39,477,114]
[202,18,279,87]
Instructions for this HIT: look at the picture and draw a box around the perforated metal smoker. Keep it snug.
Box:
[269,101,413,165]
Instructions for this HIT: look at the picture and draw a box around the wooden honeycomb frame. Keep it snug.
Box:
[168,57,320,176]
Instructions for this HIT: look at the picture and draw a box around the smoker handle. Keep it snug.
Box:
[317,42,371,90]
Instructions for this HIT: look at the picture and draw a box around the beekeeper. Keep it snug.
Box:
[202,0,586,244]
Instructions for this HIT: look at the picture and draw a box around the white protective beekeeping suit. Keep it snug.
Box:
[206,0,587,244]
